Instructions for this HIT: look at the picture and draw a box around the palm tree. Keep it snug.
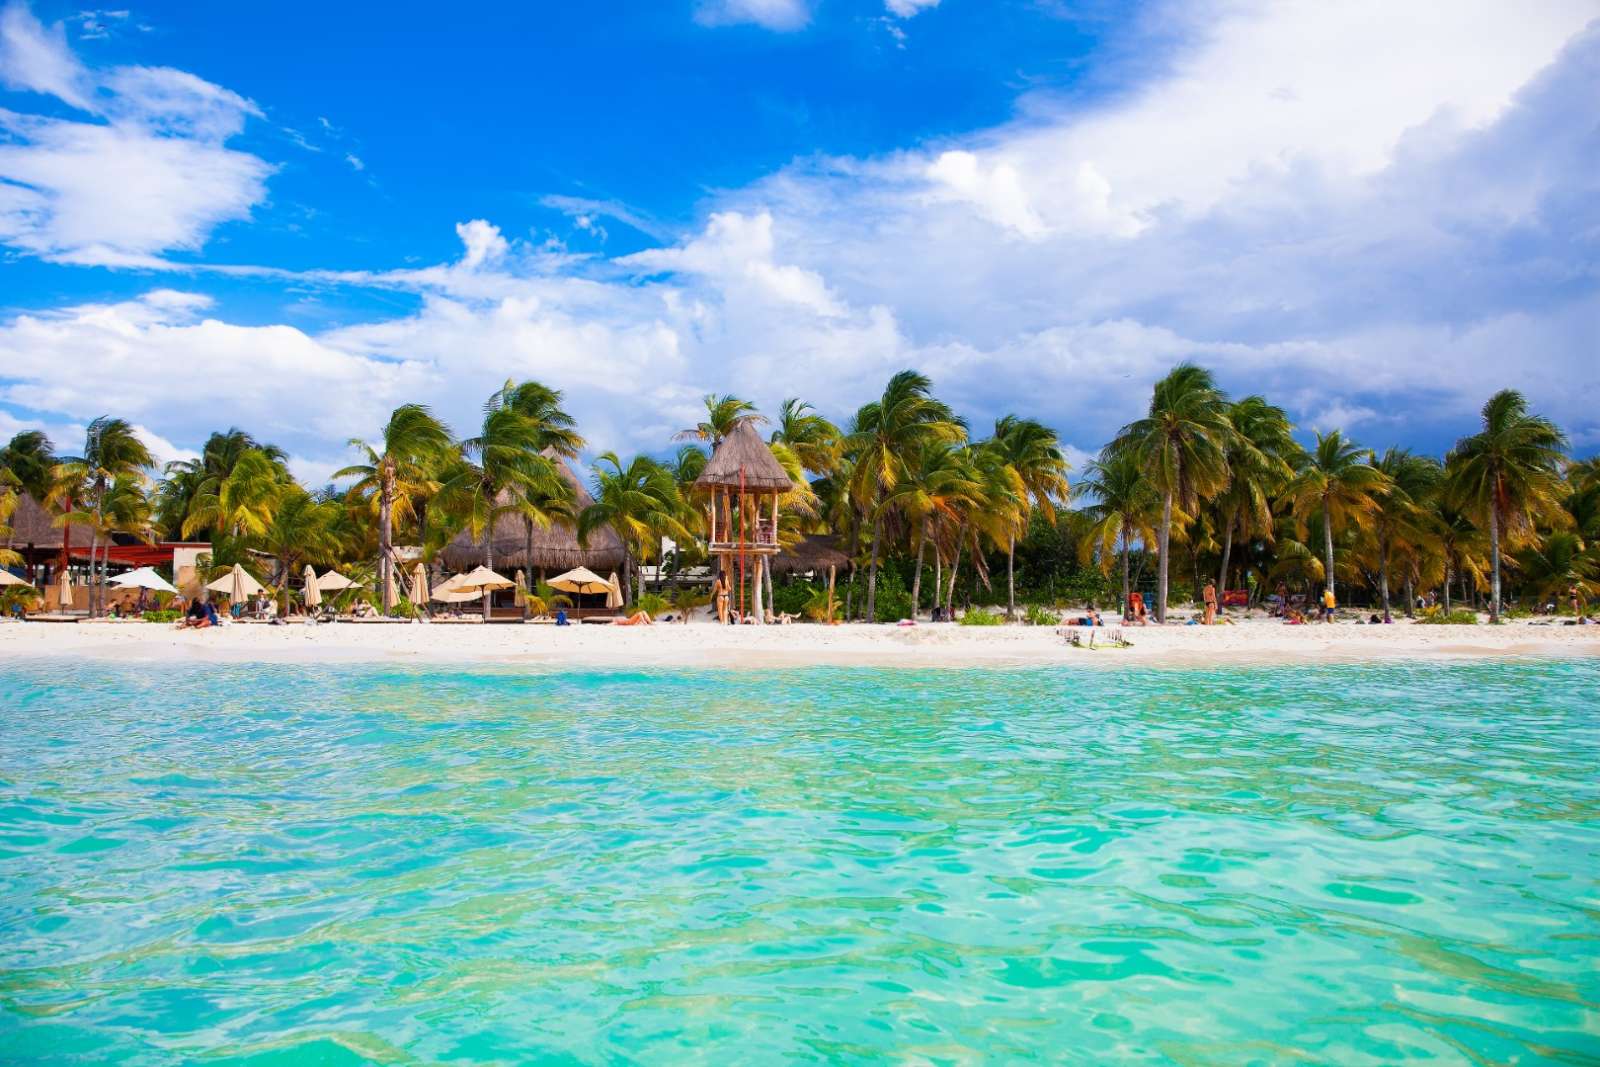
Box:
[1446,390,1570,622]
[54,418,153,616]
[491,381,585,605]
[180,448,284,542]
[258,487,339,614]
[1076,449,1160,616]
[1368,448,1442,621]
[1284,430,1388,609]
[1109,364,1233,623]
[677,394,765,450]
[846,371,965,622]
[1213,397,1297,607]
[158,429,288,538]
[441,403,566,621]
[1,430,57,501]
[771,398,841,478]
[882,442,979,615]
[1513,531,1598,612]
[1429,498,1488,614]
[578,453,690,603]
[991,416,1071,618]
[337,404,455,614]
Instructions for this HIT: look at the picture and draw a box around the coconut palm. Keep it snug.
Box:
[991,416,1071,618]
[1427,498,1488,614]
[439,404,565,620]
[1513,531,1598,612]
[771,398,841,478]
[1282,430,1387,608]
[1076,449,1160,616]
[578,453,691,603]
[1445,390,1569,622]
[677,394,765,449]
[258,487,340,614]
[54,418,154,616]
[1,430,57,501]
[483,381,588,605]
[337,404,455,614]
[1108,364,1233,623]
[846,371,965,622]
[1213,397,1297,606]
[180,448,284,542]
[882,442,980,615]
[158,429,288,538]
[1368,448,1443,621]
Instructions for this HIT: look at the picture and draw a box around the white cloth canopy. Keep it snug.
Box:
[409,562,429,604]
[316,569,360,592]
[111,566,180,595]
[205,564,263,598]
[549,567,611,595]
[303,564,322,609]
[605,572,623,609]
[57,570,74,608]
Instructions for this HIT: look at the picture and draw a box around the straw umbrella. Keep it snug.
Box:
[303,564,322,613]
[316,570,359,592]
[548,567,611,594]
[205,563,262,601]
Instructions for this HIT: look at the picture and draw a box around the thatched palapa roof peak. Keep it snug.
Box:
[693,422,795,494]
[5,493,90,550]
[440,452,625,573]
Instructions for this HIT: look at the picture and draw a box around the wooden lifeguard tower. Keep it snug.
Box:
[693,422,795,625]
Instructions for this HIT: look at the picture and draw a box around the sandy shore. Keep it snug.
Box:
[2,615,1596,670]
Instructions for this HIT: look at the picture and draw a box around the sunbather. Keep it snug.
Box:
[615,610,654,626]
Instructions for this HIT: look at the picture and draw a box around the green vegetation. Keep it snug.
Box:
[1418,609,1478,625]
[141,610,181,623]
[958,608,1005,626]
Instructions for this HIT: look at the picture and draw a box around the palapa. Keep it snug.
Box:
[692,422,795,494]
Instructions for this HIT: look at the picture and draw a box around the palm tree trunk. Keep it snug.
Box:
[1403,574,1414,620]
[910,525,927,618]
[1488,504,1501,623]
[637,550,645,604]
[763,550,774,615]
[1156,490,1173,624]
[932,543,942,618]
[865,510,882,623]
[1216,510,1235,615]
[1443,566,1452,615]
[482,526,493,622]
[1378,534,1391,622]
[523,516,535,619]
[1121,524,1132,617]
[945,535,962,616]
[86,527,98,617]
[1321,498,1335,597]
[751,555,765,624]
[1006,534,1016,620]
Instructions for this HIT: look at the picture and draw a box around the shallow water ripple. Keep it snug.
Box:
[2,659,1598,1063]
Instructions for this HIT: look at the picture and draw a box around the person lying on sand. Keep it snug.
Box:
[615,610,654,626]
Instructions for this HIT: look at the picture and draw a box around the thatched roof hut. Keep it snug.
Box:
[439,454,625,573]
[768,533,849,576]
[693,423,795,494]
[4,494,89,551]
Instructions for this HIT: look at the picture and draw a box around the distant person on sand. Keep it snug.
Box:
[1203,581,1217,625]
[1321,587,1337,622]
[615,610,654,627]
[179,597,211,629]
[1127,592,1149,626]
[713,573,730,625]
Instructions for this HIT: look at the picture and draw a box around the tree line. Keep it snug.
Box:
[2,364,1595,623]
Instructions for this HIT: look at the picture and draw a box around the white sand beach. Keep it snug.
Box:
[3,616,1596,670]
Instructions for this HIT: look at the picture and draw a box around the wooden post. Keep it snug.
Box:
[827,564,837,624]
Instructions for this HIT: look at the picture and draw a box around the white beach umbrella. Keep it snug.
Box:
[605,572,623,609]
[410,562,429,604]
[205,563,263,599]
[57,570,74,608]
[548,567,611,595]
[429,574,480,604]
[450,566,515,594]
[0,569,36,589]
[316,569,360,592]
[111,566,180,595]
[303,564,322,609]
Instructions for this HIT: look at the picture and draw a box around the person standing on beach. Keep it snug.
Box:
[1321,587,1337,622]
[713,572,730,625]
[1203,581,1217,625]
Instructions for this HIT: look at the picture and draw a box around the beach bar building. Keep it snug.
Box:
[693,422,795,625]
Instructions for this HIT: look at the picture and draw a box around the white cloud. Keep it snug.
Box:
[885,0,938,17]
[345,152,364,171]
[694,0,810,32]
[0,1,271,265]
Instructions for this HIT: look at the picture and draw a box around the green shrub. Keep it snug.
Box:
[142,609,181,623]
[1418,609,1478,625]
[1023,603,1059,626]
[959,608,1005,626]
[636,592,669,616]
[771,580,821,616]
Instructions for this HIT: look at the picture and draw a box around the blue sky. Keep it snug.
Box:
[1,0,1596,484]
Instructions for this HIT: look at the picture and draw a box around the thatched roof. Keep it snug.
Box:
[439,454,626,573]
[4,494,90,550]
[768,533,849,576]
[693,422,795,493]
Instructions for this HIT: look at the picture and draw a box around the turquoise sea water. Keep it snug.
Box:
[1,659,1597,1065]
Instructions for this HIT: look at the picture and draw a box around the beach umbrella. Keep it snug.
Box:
[57,570,74,609]
[0,569,36,589]
[548,567,611,595]
[112,566,180,595]
[450,566,515,594]
[316,569,359,592]
[410,562,429,604]
[429,573,479,604]
[303,564,322,609]
[605,572,623,610]
[514,569,527,607]
[205,563,262,600]
[383,568,399,613]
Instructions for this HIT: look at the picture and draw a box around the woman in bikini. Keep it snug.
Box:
[713,573,731,625]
